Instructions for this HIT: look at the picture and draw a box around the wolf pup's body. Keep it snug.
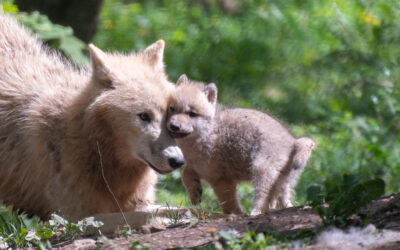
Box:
[167,75,315,215]
[0,15,184,220]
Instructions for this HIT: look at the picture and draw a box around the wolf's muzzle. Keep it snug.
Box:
[169,123,180,132]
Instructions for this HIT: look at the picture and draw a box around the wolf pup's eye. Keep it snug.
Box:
[138,112,151,122]
[188,111,198,118]
[169,106,175,112]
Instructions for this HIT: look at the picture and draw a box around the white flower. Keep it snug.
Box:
[0,236,9,250]
[25,231,41,241]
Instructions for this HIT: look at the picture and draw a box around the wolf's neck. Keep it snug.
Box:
[64,101,149,209]
[64,83,146,189]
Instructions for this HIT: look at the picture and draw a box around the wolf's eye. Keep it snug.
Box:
[169,106,175,112]
[188,111,198,118]
[138,112,151,122]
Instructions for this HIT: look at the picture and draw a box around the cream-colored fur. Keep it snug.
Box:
[0,14,184,220]
[167,75,315,215]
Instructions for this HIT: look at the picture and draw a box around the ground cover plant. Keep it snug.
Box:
[307,174,385,227]
[0,205,103,249]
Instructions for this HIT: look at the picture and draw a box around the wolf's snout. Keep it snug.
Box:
[169,123,180,132]
[168,157,185,169]
[168,120,192,138]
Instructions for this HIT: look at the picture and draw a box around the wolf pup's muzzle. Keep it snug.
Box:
[168,122,192,138]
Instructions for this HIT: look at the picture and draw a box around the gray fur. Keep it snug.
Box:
[168,78,315,215]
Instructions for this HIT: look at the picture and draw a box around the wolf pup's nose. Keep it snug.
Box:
[169,123,180,132]
[168,157,185,169]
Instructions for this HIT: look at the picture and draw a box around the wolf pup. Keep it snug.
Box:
[0,14,184,220]
[167,75,315,215]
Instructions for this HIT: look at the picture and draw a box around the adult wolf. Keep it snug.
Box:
[0,14,184,220]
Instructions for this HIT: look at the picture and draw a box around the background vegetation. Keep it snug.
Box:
[93,0,400,211]
[2,0,400,220]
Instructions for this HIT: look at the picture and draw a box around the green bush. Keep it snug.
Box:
[1,1,88,65]
[307,174,385,227]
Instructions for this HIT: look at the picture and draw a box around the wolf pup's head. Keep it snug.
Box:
[86,40,184,174]
[167,75,217,140]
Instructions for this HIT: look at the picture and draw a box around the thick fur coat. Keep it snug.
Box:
[0,14,184,220]
[167,75,315,215]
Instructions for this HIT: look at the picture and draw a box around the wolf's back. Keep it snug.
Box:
[0,14,41,54]
[0,15,88,217]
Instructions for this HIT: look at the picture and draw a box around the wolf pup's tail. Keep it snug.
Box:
[269,137,316,209]
[292,137,315,171]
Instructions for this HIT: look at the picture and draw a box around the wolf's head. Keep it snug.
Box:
[85,40,184,174]
[167,75,218,140]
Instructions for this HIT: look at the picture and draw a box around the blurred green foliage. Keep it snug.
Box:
[94,0,400,211]
[307,174,385,227]
[19,12,88,65]
[1,0,88,65]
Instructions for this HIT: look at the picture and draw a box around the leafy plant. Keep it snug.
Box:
[0,205,103,249]
[113,222,135,240]
[130,240,150,250]
[307,174,385,227]
[48,213,103,242]
[1,1,88,66]
[18,11,88,66]
[1,0,18,13]
[218,230,289,250]
[0,206,50,249]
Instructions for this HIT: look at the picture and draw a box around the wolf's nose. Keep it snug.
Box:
[168,157,185,169]
[169,123,180,132]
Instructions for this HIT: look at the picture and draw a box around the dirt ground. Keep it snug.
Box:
[57,193,400,249]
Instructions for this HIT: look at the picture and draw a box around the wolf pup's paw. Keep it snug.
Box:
[188,186,202,205]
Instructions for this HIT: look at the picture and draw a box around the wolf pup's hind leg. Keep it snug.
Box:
[250,156,287,215]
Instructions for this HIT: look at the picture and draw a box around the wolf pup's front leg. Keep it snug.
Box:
[181,166,203,205]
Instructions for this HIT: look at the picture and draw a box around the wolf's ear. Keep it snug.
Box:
[204,83,218,105]
[142,40,165,70]
[176,74,189,86]
[88,44,114,88]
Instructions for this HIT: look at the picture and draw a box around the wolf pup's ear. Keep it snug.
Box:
[204,83,218,105]
[142,40,165,70]
[176,74,189,86]
[88,44,114,88]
